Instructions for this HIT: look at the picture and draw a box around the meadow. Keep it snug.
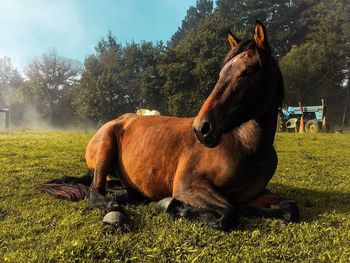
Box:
[0,130,350,262]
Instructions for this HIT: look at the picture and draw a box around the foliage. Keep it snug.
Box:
[74,33,166,124]
[1,131,350,262]
[0,0,349,126]
[24,49,82,126]
[279,0,349,124]
[0,57,23,105]
[280,41,343,101]
[159,14,233,116]
[216,0,320,58]
[169,0,214,47]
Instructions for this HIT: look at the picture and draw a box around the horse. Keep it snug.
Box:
[38,21,300,231]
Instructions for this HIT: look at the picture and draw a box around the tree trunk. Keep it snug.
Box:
[342,82,350,128]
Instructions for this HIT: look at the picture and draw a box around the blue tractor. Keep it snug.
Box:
[279,99,327,133]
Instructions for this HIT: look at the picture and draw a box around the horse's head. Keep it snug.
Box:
[192,21,283,147]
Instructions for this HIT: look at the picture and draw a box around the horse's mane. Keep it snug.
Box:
[223,40,284,107]
[223,40,256,65]
[272,58,285,107]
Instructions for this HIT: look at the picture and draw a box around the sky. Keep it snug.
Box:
[0,0,196,71]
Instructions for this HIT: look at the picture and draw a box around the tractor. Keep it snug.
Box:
[279,99,327,133]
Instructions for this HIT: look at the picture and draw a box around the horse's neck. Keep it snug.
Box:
[235,107,278,154]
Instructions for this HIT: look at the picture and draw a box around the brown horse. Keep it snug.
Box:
[39,21,299,230]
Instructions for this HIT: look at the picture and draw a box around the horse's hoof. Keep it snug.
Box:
[279,200,300,222]
[103,201,125,214]
[156,197,182,213]
[210,207,239,231]
[112,189,129,205]
[102,211,127,226]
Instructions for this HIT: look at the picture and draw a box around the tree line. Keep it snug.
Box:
[0,0,349,128]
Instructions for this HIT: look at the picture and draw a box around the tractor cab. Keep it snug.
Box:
[279,99,327,133]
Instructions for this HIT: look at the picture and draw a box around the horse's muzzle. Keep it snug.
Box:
[192,121,220,148]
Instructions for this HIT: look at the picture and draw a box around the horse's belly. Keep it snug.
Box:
[117,117,192,200]
[119,156,173,200]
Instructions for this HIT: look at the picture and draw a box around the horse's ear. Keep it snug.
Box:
[253,20,268,50]
[227,30,240,49]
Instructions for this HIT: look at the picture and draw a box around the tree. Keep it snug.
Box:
[136,41,166,111]
[24,49,82,126]
[280,43,334,104]
[159,14,236,116]
[169,0,214,47]
[307,0,350,126]
[0,57,26,126]
[71,0,350,126]
[216,0,321,58]
[280,0,349,125]
[0,57,23,107]
[74,33,165,124]
[341,0,350,126]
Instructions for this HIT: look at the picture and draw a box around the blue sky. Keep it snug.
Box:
[0,0,196,71]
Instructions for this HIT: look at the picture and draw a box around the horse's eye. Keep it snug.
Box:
[241,68,255,78]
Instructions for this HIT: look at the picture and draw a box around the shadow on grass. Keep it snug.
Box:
[109,182,350,231]
[100,184,350,235]
[123,183,350,230]
[268,183,350,222]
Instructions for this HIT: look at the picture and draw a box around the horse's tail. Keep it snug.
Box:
[37,171,93,201]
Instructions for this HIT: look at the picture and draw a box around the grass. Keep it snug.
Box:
[1,130,350,262]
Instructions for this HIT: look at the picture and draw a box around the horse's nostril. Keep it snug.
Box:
[200,121,212,137]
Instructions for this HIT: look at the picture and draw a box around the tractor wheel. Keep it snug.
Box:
[305,120,319,133]
[285,118,298,132]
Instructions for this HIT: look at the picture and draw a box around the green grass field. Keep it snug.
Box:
[1,131,350,262]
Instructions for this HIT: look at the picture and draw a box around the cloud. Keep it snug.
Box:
[0,0,92,70]
[0,0,196,71]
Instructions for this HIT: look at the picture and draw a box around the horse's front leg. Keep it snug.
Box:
[241,190,300,222]
[237,148,299,222]
[85,158,111,208]
[158,175,239,231]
